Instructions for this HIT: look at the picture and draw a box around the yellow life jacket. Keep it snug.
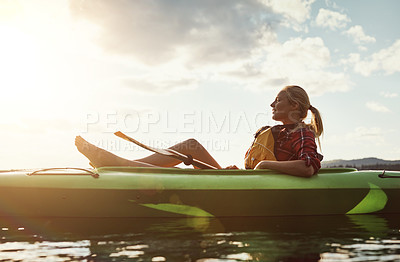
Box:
[244,126,276,169]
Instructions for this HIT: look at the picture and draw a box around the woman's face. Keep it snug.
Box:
[270,91,298,124]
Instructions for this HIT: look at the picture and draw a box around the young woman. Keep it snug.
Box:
[75,85,323,177]
[244,85,323,177]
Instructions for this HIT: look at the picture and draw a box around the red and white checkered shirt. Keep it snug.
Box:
[271,124,322,174]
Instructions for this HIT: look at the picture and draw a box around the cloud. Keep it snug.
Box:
[261,0,315,31]
[122,75,198,94]
[345,126,385,145]
[371,40,400,75]
[380,91,398,98]
[324,0,342,11]
[314,10,375,51]
[224,37,351,95]
[69,0,350,95]
[70,0,319,65]
[344,25,376,45]
[315,8,350,30]
[366,101,391,113]
[341,40,400,76]
[70,0,278,66]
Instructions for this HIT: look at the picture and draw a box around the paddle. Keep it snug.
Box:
[114,131,218,169]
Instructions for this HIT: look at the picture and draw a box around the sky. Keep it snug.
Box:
[0,0,399,169]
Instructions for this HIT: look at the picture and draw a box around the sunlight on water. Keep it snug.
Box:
[321,238,400,261]
[225,252,253,260]
[151,256,167,261]
[109,244,148,258]
[0,240,90,261]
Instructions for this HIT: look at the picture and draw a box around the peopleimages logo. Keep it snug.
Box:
[88,138,232,152]
[82,110,271,134]
[81,110,271,152]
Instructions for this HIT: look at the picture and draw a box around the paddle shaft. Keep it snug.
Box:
[114,132,218,169]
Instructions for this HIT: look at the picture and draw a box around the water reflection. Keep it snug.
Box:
[0,215,399,261]
[0,240,91,261]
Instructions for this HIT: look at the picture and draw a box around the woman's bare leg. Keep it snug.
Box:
[75,136,156,168]
[136,138,222,169]
[76,136,221,169]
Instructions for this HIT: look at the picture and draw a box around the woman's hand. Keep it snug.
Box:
[224,165,239,169]
[255,160,315,177]
[254,161,268,170]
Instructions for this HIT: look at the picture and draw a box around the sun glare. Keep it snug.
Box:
[0,26,41,98]
[0,1,104,168]
[0,1,101,120]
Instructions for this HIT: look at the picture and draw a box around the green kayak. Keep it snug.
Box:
[0,167,399,218]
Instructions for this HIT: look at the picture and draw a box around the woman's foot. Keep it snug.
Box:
[75,136,94,157]
[75,136,158,168]
[75,136,106,168]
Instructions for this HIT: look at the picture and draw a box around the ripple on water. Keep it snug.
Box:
[0,215,398,261]
[0,240,91,261]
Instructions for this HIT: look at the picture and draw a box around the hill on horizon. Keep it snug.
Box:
[322,157,400,171]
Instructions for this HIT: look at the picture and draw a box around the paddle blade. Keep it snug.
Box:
[114,131,132,142]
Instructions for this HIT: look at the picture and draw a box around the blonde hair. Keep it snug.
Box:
[282,85,324,144]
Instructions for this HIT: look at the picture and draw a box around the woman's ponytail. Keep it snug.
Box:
[309,105,323,138]
[308,105,323,149]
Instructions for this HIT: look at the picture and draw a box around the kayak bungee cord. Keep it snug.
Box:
[28,167,99,178]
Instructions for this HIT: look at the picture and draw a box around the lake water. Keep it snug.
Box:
[0,215,399,261]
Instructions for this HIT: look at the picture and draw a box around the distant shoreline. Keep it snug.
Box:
[322,157,400,171]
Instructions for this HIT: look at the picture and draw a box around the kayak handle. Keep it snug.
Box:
[378,170,400,178]
[28,168,99,178]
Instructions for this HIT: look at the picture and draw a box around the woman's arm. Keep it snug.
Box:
[255,160,315,177]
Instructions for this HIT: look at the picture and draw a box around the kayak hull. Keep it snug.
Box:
[0,167,399,217]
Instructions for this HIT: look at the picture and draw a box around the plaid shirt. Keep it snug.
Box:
[272,125,322,174]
